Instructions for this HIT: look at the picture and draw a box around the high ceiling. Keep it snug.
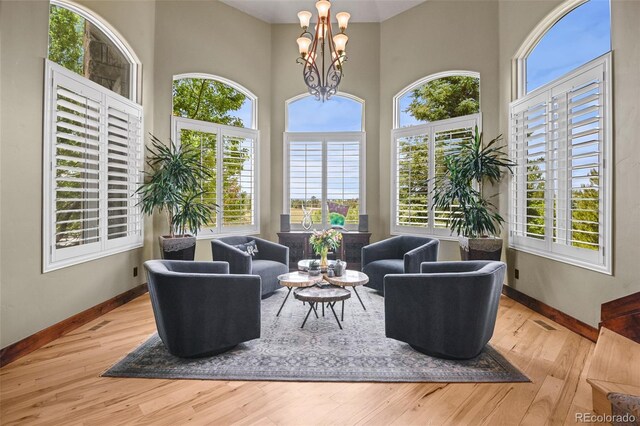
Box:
[220,0,427,24]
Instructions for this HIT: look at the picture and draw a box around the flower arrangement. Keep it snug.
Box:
[309,229,342,268]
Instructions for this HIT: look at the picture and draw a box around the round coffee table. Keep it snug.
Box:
[294,285,351,329]
[276,271,323,317]
[324,270,369,311]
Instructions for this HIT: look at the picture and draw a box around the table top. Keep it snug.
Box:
[293,284,351,303]
[324,270,369,287]
[277,271,324,288]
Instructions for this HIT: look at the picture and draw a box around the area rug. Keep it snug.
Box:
[103,286,528,383]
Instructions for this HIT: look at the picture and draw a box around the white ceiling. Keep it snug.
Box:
[220,0,427,24]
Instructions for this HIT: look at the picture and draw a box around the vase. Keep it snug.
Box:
[320,248,329,269]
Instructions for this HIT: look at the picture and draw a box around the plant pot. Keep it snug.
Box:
[159,235,196,260]
[458,236,503,261]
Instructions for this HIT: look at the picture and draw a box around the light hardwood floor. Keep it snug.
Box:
[1,294,599,425]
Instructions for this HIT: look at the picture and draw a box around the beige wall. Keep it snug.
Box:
[0,0,156,348]
[267,23,382,242]
[498,0,640,327]
[1,0,638,347]
[379,1,501,259]
[151,1,272,261]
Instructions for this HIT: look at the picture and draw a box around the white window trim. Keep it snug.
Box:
[50,0,141,103]
[508,54,612,274]
[171,116,260,239]
[43,60,144,272]
[511,0,593,100]
[393,70,480,129]
[283,131,366,231]
[390,114,482,240]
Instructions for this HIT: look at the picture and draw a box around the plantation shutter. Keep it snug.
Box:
[510,92,548,250]
[326,141,360,226]
[177,127,218,229]
[44,61,143,272]
[391,114,480,236]
[172,118,259,235]
[51,73,103,261]
[106,98,143,247]
[432,122,476,231]
[395,132,430,229]
[289,141,323,226]
[509,55,610,272]
[221,131,256,227]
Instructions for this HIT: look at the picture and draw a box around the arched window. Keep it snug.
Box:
[284,94,365,230]
[395,72,480,128]
[287,94,363,132]
[509,0,612,273]
[171,74,259,236]
[47,0,139,100]
[391,72,481,237]
[43,0,143,272]
[517,0,611,95]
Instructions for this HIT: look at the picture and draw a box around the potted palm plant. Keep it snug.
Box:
[137,134,216,260]
[432,126,515,260]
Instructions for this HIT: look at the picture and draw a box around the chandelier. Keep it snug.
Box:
[296,1,350,102]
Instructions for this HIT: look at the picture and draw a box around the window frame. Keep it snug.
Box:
[393,70,480,129]
[43,60,144,272]
[170,74,260,238]
[285,92,365,133]
[283,93,366,230]
[49,0,141,103]
[283,131,366,231]
[511,0,605,100]
[173,73,258,130]
[508,54,612,274]
[171,118,260,239]
[390,114,482,239]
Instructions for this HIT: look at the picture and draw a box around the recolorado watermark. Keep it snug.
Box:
[576,412,637,423]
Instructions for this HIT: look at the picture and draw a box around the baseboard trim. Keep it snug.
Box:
[0,283,148,367]
[502,285,599,342]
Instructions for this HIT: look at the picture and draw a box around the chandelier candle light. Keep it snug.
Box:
[296,1,350,101]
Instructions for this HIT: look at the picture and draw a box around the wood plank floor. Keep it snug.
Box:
[0,294,599,425]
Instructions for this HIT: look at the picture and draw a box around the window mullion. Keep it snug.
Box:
[321,139,328,228]
[428,124,435,235]
[99,92,108,251]
[216,126,223,234]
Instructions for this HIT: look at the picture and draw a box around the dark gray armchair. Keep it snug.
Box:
[361,236,439,294]
[211,236,289,298]
[384,261,506,360]
[144,260,261,358]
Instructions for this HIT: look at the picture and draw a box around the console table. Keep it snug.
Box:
[277,231,371,272]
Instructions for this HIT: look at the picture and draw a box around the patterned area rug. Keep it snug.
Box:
[103,286,528,383]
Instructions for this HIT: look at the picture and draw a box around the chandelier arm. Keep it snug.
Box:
[296,1,348,101]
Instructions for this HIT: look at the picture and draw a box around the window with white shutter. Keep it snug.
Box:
[284,93,366,230]
[222,132,256,228]
[284,135,365,230]
[172,117,259,237]
[509,54,611,273]
[44,60,143,272]
[288,141,323,226]
[391,115,480,237]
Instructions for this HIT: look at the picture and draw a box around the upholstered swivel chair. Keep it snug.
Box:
[211,236,289,298]
[144,260,261,358]
[361,236,439,295]
[384,261,506,359]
